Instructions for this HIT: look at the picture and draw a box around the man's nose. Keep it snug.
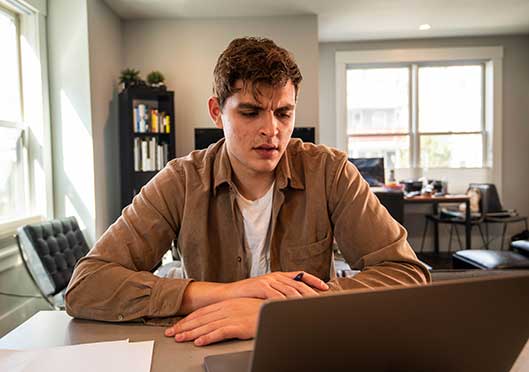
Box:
[260,111,279,137]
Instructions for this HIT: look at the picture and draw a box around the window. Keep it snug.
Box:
[0,5,28,224]
[336,47,502,194]
[346,67,410,170]
[346,64,485,170]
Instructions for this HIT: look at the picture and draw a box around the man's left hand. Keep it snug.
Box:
[164,298,263,346]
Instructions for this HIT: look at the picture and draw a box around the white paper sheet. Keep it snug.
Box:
[0,339,154,372]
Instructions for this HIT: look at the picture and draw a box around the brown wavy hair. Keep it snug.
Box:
[213,37,303,109]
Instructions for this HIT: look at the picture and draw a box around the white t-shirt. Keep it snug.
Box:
[235,183,274,277]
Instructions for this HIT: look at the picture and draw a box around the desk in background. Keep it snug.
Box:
[372,188,472,254]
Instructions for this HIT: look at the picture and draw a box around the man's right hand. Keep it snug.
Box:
[179,271,329,314]
[225,271,329,300]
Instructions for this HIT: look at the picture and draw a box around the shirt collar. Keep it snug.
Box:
[213,139,305,195]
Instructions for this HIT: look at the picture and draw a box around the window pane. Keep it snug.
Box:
[346,67,409,135]
[0,127,26,222]
[348,135,410,170]
[419,65,482,133]
[420,134,482,168]
[0,8,21,122]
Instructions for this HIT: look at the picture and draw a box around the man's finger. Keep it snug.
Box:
[275,275,318,297]
[269,280,303,298]
[263,286,287,300]
[173,311,228,335]
[194,325,240,346]
[174,319,227,343]
[282,271,329,290]
[165,303,221,336]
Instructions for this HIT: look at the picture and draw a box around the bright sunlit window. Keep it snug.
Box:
[0,5,28,223]
[347,67,410,170]
[346,64,485,170]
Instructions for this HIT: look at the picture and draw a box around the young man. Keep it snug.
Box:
[65,37,430,346]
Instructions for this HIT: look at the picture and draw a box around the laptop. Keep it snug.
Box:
[204,273,529,372]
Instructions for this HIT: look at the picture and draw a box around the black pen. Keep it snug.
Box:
[293,272,304,281]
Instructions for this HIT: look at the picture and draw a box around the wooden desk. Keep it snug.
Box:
[405,195,471,254]
[0,311,252,372]
[1,311,528,371]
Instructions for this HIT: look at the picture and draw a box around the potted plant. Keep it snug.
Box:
[147,70,166,89]
[119,68,142,90]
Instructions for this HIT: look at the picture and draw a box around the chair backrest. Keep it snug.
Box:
[16,216,90,297]
[469,183,504,214]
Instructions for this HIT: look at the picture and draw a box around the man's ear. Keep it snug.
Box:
[208,96,223,129]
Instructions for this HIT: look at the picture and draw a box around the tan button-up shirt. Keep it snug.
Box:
[65,139,430,322]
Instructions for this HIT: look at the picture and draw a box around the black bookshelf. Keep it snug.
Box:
[119,86,175,210]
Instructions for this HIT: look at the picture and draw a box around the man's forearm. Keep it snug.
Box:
[179,282,233,314]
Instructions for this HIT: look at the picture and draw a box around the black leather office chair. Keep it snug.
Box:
[469,183,528,250]
[15,216,90,309]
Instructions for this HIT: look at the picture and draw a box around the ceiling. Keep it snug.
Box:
[104,0,529,42]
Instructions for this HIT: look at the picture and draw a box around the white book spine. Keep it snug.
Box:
[134,138,140,171]
[141,139,148,171]
[151,138,156,171]
[163,143,168,166]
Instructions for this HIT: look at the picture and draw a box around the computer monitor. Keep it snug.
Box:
[348,157,385,187]
[194,127,316,150]
[194,128,225,150]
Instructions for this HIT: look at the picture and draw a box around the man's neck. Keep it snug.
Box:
[232,171,275,201]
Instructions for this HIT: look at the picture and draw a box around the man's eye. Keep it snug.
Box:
[276,112,291,119]
[240,111,258,117]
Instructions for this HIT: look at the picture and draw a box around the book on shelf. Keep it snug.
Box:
[133,137,169,172]
[132,103,171,134]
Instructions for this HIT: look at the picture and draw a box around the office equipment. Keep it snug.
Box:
[348,157,385,186]
[194,128,225,150]
[373,189,404,224]
[0,339,153,372]
[194,127,316,150]
[204,273,529,372]
[15,216,89,309]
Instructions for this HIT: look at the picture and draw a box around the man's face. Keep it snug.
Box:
[209,80,296,179]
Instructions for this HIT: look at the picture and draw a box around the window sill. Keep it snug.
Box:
[0,215,44,241]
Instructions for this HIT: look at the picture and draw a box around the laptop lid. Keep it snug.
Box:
[205,273,529,372]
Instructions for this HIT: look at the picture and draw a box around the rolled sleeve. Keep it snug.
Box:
[65,163,190,321]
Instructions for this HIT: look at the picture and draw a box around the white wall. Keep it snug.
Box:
[48,0,123,243]
[123,15,320,157]
[48,0,96,244]
[86,0,123,236]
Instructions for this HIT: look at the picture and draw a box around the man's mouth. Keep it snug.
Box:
[254,144,278,150]
[253,144,279,158]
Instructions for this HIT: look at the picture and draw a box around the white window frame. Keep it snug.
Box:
[0,0,53,238]
[336,47,503,195]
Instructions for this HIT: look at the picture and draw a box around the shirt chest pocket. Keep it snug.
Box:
[280,232,333,281]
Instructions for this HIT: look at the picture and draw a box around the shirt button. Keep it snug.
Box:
[118,314,124,321]
[236,256,242,263]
